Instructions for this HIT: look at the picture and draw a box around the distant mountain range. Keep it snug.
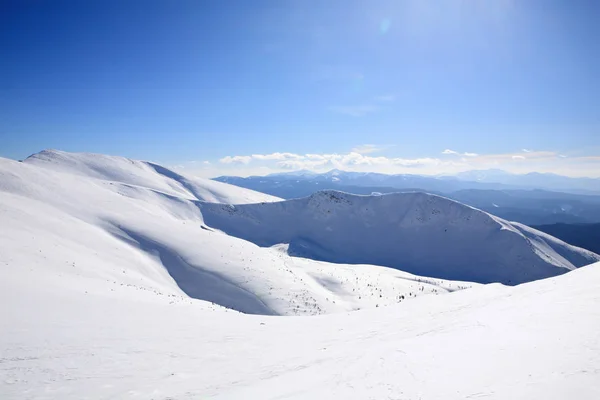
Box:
[216,168,600,195]
[214,169,600,225]
[450,169,600,193]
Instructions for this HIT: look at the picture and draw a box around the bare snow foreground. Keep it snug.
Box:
[1,150,600,399]
[3,263,600,399]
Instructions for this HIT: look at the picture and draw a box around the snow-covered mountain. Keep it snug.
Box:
[216,171,600,226]
[0,150,475,316]
[450,168,516,182]
[2,150,600,399]
[25,149,282,204]
[201,190,599,284]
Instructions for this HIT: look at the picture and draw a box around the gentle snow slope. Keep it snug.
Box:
[24,149,281,204]
[2,259,599,399]
[0,152,470,316]
[201,190,600,284]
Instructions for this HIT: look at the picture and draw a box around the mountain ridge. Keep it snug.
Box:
[1,150,481,316]
[200,189,599,284]
[24,149,282,204]
[4,149,598,294]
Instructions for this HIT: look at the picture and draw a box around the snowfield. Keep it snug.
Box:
[1,150,600,399]
[3,260,600,399]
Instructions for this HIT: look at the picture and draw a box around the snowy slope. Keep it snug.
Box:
[2,258,599,399]
[23,149,281,204]
[201,190,600,284]
[2,151,600,399]
[0,153,471,316]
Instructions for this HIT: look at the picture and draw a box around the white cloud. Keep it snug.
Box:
[390,157,441,167]
[218,151,444,172]
[522,149,532,153]
[442,149,459,155]
[219,155,252,164]
[443,150,478,157]
[330,105,378,117]
[220,153,305,164]
[350,144,393,154]
[180,148,600,179]
[277,159,328,170]
[305,153,329,160]
[251,153,303,161]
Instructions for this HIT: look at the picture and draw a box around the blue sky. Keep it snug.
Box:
[1,0,599,177]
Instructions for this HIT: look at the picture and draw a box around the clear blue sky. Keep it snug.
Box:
[1,0,599,176]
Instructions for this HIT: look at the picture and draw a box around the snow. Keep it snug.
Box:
[2,259,600,399]
[2,150,600,399]
[201,190,599,284]
[0,151,474,316]
[23,149,282,204]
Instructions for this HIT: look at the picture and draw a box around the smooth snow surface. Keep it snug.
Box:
[2,261,600,399]
[24,149,282,204]
[201,190,600,284]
